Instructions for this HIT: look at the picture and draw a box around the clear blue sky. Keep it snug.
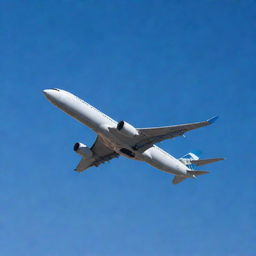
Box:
[0,1,255,255]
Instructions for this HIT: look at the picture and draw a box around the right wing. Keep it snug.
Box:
[134,116,219,151]
[75,136,119,172]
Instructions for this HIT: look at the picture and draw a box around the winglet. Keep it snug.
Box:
[207,116,219,124]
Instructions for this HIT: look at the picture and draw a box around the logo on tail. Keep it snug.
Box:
[180,151,201,170]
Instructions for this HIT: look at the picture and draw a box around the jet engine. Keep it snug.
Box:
[73,142,93,158]
[117,121,139,137]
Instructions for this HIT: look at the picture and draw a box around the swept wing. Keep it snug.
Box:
[134,116,218,151]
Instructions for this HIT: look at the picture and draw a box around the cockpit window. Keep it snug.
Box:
[52,88,60,91]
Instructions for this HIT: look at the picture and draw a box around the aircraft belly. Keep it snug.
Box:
[99,134,142,160]
[96,131,188,174]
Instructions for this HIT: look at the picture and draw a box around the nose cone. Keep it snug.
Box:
[42,89,60,103]
[43,89,52,97]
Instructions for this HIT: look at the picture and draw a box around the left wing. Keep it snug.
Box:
[134,116,219,151]
[75,136,119,172]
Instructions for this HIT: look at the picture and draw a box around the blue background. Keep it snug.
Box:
[0,1,255,255]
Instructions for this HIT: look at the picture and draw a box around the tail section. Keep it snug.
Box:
[179,152,224,169]
[174,151,224,184]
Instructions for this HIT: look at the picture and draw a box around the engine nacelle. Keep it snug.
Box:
[73,142,93,158]
[117,121,139,137]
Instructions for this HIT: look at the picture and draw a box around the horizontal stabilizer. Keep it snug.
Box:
[173,171,210,185]
[172,176,187,184]
[190,158,224,166]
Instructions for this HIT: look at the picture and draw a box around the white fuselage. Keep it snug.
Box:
[43,89,189,176]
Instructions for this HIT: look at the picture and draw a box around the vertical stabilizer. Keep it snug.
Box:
[181,151,200,160]
[179,151,201,169]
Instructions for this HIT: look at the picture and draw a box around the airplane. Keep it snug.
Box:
[43,88,224,184]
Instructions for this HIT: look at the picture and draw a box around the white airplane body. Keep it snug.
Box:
[43,88,223,184]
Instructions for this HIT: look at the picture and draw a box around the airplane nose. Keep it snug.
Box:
[43,89,57,102]
[43,88,62,104]
[43,89,51,97]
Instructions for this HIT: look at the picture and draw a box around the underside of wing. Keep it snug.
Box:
[75,136,119,172]
[134,116,218,151]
